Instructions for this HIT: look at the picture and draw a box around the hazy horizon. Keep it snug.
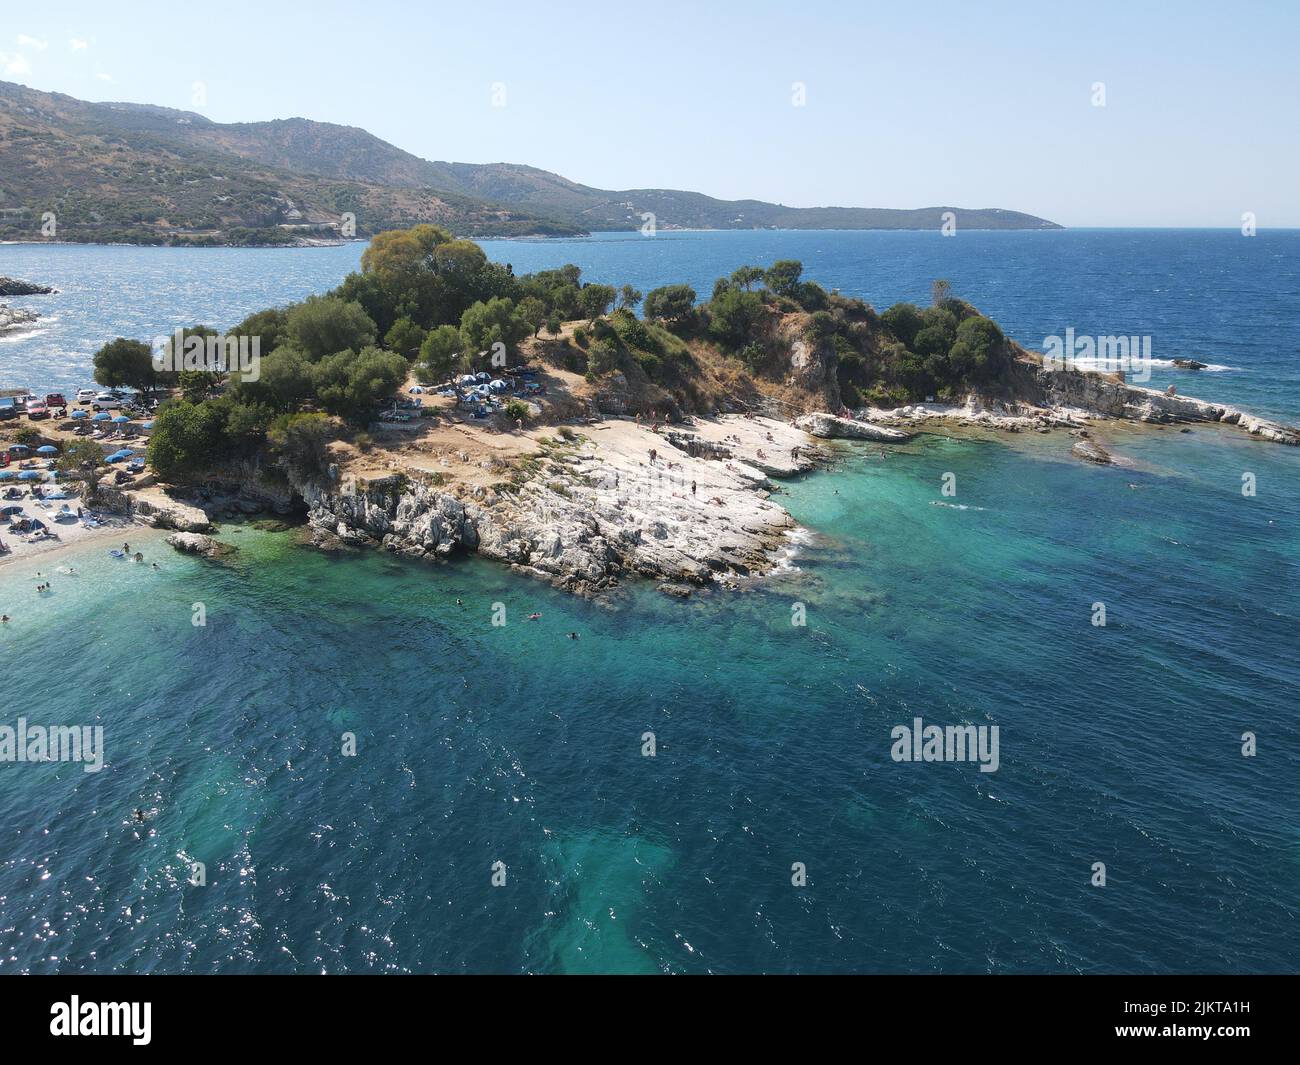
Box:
[3,0,1298,228]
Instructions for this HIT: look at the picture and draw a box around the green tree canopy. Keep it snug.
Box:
[517,296,548,337]
[708,287,767,350]
[417,325,462,383]
[286,296,378,361]
[385,317,427,360]
[146,401,226,481]
[579,284,617,323]
[311,347,408,422]
[948,315,1005,381]
[55,438,103,482]
[267,412,333,482]
[731,266,766,291]
[764,260,804,297]
[230,345,314,412]
[360,224,456,279]
[912,307,958,358]
[231,306,290,354]
[882,303,925,349]
[459,297,530,366]
[643,284,697,323]
[92,338,159,393]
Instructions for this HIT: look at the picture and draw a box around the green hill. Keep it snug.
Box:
[0,80,1061,245]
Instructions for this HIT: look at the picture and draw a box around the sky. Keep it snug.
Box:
[2,0,1297,227]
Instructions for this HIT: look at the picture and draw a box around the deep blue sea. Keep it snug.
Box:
[1,231,1297,973]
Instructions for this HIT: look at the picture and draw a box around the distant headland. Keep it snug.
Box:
[0,79,1061,247]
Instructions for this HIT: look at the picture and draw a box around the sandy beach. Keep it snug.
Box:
[0,507,144,571]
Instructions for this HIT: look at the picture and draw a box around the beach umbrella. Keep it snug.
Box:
[112,415,131,424]
[36,445,59,455]
[8,444,30,454]
[18,470,42,481]
[92,411,111,422]
[0,504,23,516]
[142,421,154,429]
[70,409,88,419]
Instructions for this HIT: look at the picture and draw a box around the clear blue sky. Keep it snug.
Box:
[4,0,1297,226]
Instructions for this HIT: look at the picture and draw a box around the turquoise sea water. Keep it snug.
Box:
[1,232,1298,972]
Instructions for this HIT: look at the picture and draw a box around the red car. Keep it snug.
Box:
[26,401,49,420]
[45,393,67,409]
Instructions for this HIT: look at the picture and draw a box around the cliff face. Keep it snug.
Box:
[1035,366,1300,445]
[778,317,842,411]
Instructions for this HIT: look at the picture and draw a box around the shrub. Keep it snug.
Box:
[587,338,620,375]
[267,412,333,481]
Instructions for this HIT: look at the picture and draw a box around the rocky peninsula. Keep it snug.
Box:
[0,276,55,296]
[43,227,1292,597]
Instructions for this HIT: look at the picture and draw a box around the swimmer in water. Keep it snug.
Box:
[566,632,579,640]
[133,809,145,823]
[527,613,542,621]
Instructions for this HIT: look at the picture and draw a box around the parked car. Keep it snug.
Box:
[92,392,124,410]
[0,398,16,420]
[26,401,49,420]
[44,393,67,409]
[76,389,97,404]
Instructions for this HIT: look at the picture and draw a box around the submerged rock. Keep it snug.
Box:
[166,532,237,559]
[1070,439,1114,465]
[0,305,39,333]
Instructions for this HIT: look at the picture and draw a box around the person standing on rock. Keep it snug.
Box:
[691,480,697,496]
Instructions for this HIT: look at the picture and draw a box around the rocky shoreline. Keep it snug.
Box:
[828,364,1300,447]
[301,415,823,597]
[131,373,1298,598]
